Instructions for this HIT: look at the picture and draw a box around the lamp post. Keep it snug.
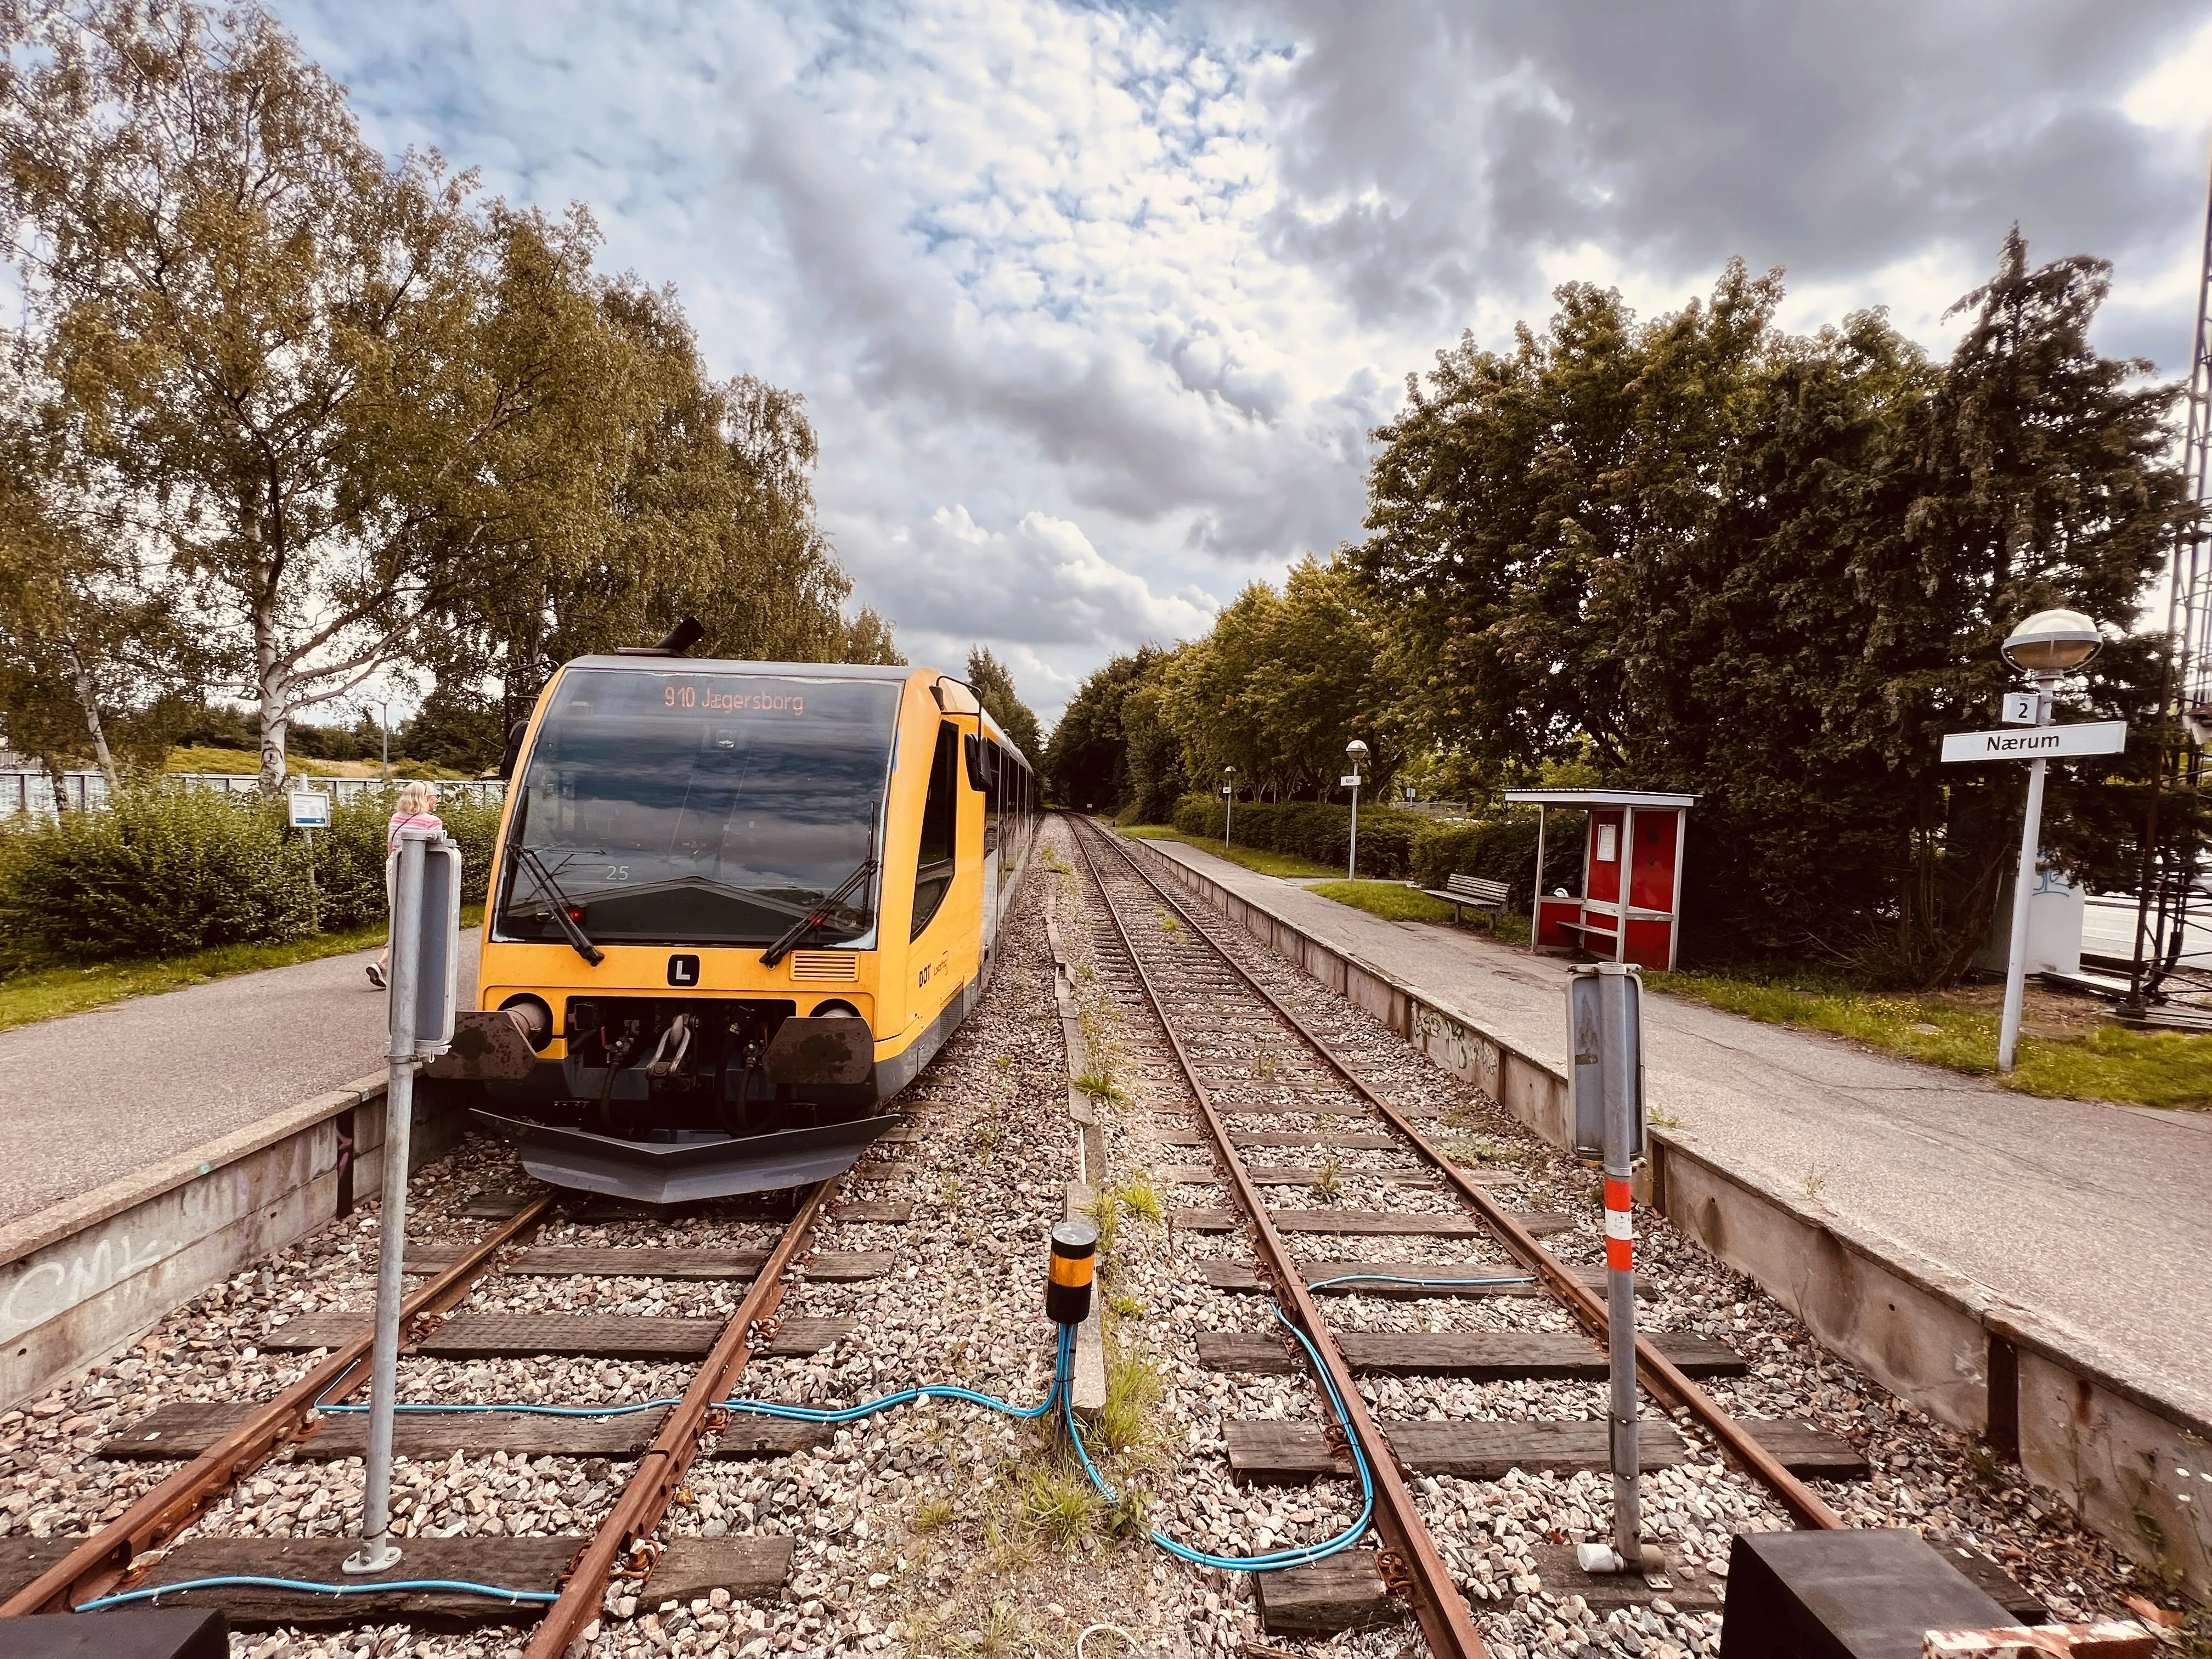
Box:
[1222,766,1235,852]
[1995,608,2104,1072]
[1345,740,1369,879]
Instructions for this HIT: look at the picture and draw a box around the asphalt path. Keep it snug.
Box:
[0,932,479,1225]
[1143,838,2212,1422]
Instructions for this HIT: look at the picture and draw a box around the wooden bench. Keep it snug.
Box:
[1421,872,1508,923]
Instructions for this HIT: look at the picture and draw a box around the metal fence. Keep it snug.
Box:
[0,770,504,819]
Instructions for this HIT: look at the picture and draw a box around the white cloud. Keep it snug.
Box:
[276,0,2212,725]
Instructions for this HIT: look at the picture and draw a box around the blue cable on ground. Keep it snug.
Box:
[75,1329,1074,1615]
[84,1297,1410,1612]
[1065,1306,1377,1573]
[1307,1272,1534,1293]
[76,1575,560,1615]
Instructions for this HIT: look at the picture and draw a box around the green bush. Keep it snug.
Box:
[1408,816,1584,910]
[0,785,505,970]
[1171,795,1427,879]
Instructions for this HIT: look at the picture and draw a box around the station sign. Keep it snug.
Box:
[1340,774,1361,787]
[2000,692,2041,725]
[287,789,332,828]
[1940,720,2126,764]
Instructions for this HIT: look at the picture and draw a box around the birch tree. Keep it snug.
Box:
[0,2,609,787]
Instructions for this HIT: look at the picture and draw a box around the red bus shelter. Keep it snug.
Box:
[1503,788,1696,971]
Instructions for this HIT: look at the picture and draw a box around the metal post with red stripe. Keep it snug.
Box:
[1568,961,1647,1575]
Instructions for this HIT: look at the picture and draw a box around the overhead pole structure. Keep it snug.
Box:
[2128,146,2212,1013]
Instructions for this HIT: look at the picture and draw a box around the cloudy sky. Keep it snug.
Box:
[278,0,2212,727]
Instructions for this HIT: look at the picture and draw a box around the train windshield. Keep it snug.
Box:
[497,669,900,949]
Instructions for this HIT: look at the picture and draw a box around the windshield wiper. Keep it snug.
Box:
[513,847,606,966]
[759,857,878,968]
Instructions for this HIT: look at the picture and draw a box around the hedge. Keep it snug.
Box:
[1170,795,1430,879]
[1406,817,1574,911]
[1164,795,1594,908]
[0,785,502,969]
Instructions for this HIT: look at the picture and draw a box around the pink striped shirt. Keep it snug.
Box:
[387,811,444,854]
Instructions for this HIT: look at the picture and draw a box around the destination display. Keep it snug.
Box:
[1940,720,2127,763]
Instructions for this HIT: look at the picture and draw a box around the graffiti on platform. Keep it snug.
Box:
[1410,1002,1499,1096]
[0,1229,172,1342]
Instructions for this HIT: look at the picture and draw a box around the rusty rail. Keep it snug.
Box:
[1070,821,1489,1659]
[520,1178,838,1659]
[1,1193,557,1617]
[1093,820,1847,1532]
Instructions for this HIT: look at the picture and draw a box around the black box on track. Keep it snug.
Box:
[9,1608,227,1658]
[1720,1529,2014,1659]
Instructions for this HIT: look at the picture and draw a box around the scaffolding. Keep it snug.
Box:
[2126,150,2212,1011]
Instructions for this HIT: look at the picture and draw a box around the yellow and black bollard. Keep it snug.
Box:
[1046,1220,1097,1327]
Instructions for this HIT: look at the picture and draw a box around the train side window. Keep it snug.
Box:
[985,739,1005,860]
[911,720,960,938]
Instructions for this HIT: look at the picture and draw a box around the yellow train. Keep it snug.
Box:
[445,642,1039,1202]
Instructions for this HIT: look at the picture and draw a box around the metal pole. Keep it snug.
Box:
[1615,808,1632,964]
[1997,751,2050,1074]
[1600,964,1641,1565]
[346,831,426,1575]
[1530,805,1547,955]
[1224,777,1233,852]
[1348,775,1360,880]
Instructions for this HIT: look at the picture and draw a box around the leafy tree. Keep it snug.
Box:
[1166,554,1406,802]
[964,647,1041,759]
[0,3,895,789]
[1361,241,2183,976]
[1045,646,1172,812]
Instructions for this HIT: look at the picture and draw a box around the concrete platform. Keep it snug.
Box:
[0,933,478,1225]
[0,936,483,1409]
[1125,832,2212,1594]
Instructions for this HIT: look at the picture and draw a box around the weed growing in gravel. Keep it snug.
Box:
[1111,1176,1163,1221]
[1091,1347,1165,1464]
[1018,1463,1107,1547]
[1087,1188,1122,1264]
[1313,1154,1346,1203]
[1109,1292,1144,1318]
[939,1175,963,1214]
[973,1121,1006,1161]
[1251,1049,1280,1081]
[1073,1066,1126,1103]
[1155,909,1183,934]
[914,1495,956,1532]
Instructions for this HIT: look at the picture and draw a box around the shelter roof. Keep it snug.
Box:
[1501,788,1697,809]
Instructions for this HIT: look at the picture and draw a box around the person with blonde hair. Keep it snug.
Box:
[369,781,443,989]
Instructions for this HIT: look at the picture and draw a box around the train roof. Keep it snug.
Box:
[565,655,914,681]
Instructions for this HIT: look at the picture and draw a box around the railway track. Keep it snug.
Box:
[0,1168,902,1650]
[1067,814,1855,1651]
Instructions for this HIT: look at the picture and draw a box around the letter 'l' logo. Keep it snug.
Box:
[668,953,701,987]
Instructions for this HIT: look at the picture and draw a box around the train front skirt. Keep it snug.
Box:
[471,1109,903,1205]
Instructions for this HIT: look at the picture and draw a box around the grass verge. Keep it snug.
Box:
[1646,969,2212,1110]
[1114,824,1341,879]
[162,743,480,781]
[1308,878,1533,943]
[0,904,487,1034]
